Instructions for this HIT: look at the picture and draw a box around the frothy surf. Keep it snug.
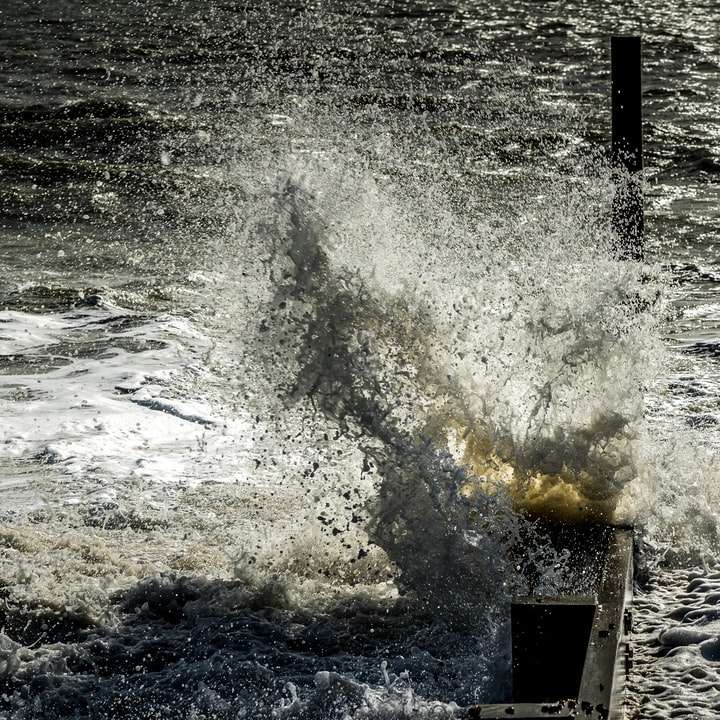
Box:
[2,115,716,718]
[2,2,720,717]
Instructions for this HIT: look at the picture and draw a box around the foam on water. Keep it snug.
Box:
[628,564,720,719]
[0,299,257,507]
[3,107,718,717]
[2,2,720,717]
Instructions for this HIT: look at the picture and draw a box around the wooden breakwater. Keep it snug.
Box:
[468,36,643,718]
[467,528,634,720]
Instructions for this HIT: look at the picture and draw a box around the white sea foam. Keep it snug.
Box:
[3,135,719,717]
[2,35,720,720]
[628,565,720,719]
[0,304,258,510]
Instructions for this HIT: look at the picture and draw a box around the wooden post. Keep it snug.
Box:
[466,530,634,720]
[611,36,644,260]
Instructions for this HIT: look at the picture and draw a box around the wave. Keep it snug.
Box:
[0,98,150,124]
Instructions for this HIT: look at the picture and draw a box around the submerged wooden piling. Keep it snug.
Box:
[611,36,644,260]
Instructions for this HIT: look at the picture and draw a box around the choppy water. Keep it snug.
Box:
[1,1,720,718]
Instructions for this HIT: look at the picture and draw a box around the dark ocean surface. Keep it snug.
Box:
[1,1,720,718]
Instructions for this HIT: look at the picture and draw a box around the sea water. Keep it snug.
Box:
[1,1,720,718]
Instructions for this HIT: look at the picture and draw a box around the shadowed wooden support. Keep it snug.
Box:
[611,35,644,261]
[577,530,634,719]
[467,529,634,720]
[512,596,596,703]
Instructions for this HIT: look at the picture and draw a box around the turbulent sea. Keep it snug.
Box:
[1,1,720,718]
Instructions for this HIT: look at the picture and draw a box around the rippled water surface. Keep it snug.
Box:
[1,1,720,718]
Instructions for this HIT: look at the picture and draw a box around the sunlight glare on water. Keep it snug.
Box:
[1,1,720,717]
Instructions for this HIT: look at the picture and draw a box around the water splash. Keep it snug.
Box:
[199,108,673,619]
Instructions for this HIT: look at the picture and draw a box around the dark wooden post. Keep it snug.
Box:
[611,36,644,260]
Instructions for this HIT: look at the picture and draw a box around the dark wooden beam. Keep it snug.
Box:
[611,36,644,260]
[467,529,634,720]
[577,529,634,720]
